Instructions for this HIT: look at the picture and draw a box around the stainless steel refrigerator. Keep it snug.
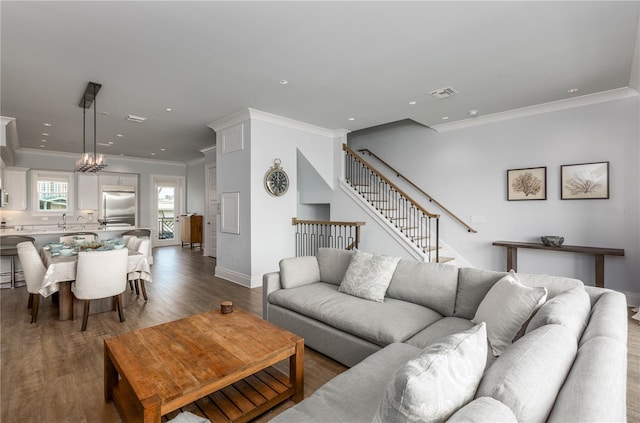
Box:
[102,185,136,226]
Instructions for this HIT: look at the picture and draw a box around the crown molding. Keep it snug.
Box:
[431,87,639,133]
[16,148,186,167]
[208,108,350,138]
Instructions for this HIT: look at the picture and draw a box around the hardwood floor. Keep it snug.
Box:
[1,246,638,422]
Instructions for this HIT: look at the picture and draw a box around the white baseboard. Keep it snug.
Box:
[624,291,640,307]
[215,266,252,288]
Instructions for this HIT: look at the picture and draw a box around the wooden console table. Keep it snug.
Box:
[492,241,624,288]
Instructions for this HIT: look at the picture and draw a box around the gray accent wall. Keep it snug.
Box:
[348,97,639,299]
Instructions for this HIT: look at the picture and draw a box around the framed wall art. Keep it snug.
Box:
[561,161,609,200]
[507,166,547,201]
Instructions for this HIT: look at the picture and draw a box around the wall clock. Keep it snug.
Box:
[264,158,289,197]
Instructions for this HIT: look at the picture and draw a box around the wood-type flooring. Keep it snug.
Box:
[1,246,638,422]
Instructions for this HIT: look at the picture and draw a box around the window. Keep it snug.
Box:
[31,170,74,215]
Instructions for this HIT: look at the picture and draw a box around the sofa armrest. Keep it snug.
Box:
[262,271,282,320]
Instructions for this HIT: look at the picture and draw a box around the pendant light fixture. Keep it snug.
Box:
[75,81,107,172]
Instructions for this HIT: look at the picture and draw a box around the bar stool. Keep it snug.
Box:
[0,235,36,288]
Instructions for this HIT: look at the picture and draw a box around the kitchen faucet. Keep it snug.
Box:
[77,215,86,229]
[60,213,67,231]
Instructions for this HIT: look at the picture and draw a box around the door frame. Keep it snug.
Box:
[150,175,186,247]
[204,163,217,257]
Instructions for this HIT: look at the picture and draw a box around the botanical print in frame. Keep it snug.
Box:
[561,161,609,200]
[507,167,547,201]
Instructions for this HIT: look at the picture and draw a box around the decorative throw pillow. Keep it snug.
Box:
[472,273,547,356]
[338,249,400,302]
[374,323,488,423]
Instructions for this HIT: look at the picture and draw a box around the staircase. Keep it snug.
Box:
[342,144,453,263]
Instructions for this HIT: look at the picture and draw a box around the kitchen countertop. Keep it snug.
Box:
[0,226,150,237]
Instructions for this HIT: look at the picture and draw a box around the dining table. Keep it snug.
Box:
[39,247,152,321]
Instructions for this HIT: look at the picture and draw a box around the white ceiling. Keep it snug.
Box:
[1,1,639,163]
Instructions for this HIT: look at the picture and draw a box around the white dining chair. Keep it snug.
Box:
[71,248,128,331]
[16,241,47,323]
[130,238,151,301]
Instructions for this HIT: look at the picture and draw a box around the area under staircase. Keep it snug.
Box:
[342,144,454,263]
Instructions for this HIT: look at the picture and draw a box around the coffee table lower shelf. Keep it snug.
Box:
[112,366,293,423]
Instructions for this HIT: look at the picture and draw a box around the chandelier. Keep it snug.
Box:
[75,82,107,172]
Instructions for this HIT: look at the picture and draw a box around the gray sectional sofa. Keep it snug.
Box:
[263,248,628,422]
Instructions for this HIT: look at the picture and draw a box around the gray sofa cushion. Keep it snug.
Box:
[579,290,628,346]
[476,324,577,422]
[525,286,591,340]
[447,397,517,422]
[269,282,443,346]
[279,256,320,289]
[515,272,584,299]
[375,323,488,423]
[387,260,459,316]
[270,343,421,423]
[317,248,353,285]
[547,336,627,423]
[454,268,508,320]
[405,317,474,349]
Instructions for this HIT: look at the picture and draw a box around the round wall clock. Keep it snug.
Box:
[264,158,289,196]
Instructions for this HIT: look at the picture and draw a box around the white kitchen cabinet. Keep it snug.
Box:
[77,173,99,210]
[99,173,138,188]
[2,167,28,210]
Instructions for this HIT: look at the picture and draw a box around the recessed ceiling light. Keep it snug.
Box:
[108,141,114,145]
[42,133,49,136]
[279,79,288,85]
[165,108,172,112]
[150,152,156,156]
[409,101,417,105]
[160,148,166,152]
[116,134,123,137]
[40,139,47,142]
[441,116,449,120]
[468,110,478,116]
[43,123,52,127]
[567,88,579,93]
[40,145,46,148]
[348,117,355,121]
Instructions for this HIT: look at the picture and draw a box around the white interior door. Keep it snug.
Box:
[205,164,217,257]
[152,176,184,247]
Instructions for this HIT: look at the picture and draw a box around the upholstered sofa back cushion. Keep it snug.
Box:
[514,272,584,299]
[476,324,577,422]
[387,260,459,316]
[279,256,321,289]
[525,286,591,340]
[317,248,353,285]
[454,268,508,320]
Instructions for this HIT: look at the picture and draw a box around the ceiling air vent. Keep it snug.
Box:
[430,87,459,99]
[126,114,147,123]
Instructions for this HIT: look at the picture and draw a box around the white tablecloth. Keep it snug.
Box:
[39,249,152,298]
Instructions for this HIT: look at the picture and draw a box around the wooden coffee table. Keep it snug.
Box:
[104,308,304,422]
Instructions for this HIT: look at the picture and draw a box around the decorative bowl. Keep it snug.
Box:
[49,243,64,252]
[541,236,564,247]
[112,243,126,250]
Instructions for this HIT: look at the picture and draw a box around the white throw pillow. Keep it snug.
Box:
[374,323,488,423]
[473,273,547,356]
[338,249,400,302]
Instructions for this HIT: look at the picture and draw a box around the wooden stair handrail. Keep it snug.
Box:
[358,148,477,233]
[291,218,366,227]
[343,144,440,219]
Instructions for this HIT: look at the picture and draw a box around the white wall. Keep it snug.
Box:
[348,97,640,303]
[186,158,205,215]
